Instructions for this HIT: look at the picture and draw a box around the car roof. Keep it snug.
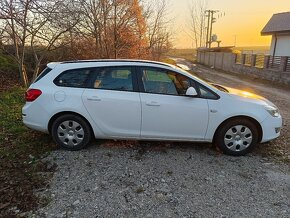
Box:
[44,59,221,95]
[47,59,175,69]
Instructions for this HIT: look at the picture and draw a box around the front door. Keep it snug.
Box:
[139,67,209,140]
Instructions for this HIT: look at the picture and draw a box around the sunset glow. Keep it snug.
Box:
[171,0,290,48]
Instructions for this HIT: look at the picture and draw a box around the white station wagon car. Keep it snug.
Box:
[22,60,282,156]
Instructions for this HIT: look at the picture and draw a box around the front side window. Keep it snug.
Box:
[141,68,192,95]
[198,85,218,99]
[54,68,92,88]
[91,67,133,91]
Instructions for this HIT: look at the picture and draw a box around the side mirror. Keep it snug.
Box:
[185,87,198,97]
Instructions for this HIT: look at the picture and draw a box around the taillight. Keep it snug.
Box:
[25,89,42,102]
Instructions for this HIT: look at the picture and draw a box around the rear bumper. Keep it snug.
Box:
[22,102,49,133]
[23,118,48,133]
[260,115,282,143]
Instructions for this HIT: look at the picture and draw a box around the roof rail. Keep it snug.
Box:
[60,59,172,68]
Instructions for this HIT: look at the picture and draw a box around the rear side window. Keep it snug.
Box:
[54,68,93,88]
[34,67,52,83]
[90,67,133,91]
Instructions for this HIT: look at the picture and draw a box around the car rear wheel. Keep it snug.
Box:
[51,114,92,151]
[214,118,258,156]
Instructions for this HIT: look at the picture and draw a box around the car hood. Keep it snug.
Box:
[221,86,276,107]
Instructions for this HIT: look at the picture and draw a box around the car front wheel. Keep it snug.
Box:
[51,114,92,151]
[214,118,259,156]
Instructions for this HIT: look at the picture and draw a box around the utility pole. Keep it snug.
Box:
[233,35,237,47]
[209,10,218,48]
[205,10,219,48]
[200,13,205,48]
[205,10,210,48]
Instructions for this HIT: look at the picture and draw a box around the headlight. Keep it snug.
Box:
[264,105,280,117]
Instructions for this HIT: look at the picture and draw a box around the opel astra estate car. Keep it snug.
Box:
[22,60,282,156]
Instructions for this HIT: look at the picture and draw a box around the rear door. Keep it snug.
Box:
[82,66,141,138]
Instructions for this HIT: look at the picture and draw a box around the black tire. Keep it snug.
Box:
[51,114,92,151]
[214,118,259,156]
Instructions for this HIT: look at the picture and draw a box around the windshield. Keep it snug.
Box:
[173,65,222,92]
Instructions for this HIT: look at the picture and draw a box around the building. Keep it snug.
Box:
[261,12,290,57]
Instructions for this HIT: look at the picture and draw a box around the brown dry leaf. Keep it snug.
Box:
[0,203,10,210]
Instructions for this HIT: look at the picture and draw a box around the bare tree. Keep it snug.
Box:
[143,0,172,60]
[0,0,82,84]
[188,0,208,48]
[0,0,32,86]
[76,0,148,59]
[0,0,173,86]
[28,0,80,79]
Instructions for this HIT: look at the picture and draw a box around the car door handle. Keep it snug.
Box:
[87,96,101,101]
[146,101,160,106]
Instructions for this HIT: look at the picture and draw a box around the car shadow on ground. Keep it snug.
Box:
[86,138,280,160]
[88,139,219,157]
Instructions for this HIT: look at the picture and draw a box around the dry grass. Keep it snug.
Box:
[0,88,56,216]
[166,49,197,62]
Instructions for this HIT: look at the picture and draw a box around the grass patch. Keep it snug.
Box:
[0,87,56,216]
[136,187,145,194]
[234,46,270,54]
[166,49,197,62]
[160,57,177,65]
[0,53,18,73]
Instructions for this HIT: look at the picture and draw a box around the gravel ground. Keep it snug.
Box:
[34,59,290,218]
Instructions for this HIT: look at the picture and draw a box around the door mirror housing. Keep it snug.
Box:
[185,87,198,97]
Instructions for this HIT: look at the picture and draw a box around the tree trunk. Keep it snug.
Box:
[20,64,29,87]
[113,0,117,59]
[32,61,41,81]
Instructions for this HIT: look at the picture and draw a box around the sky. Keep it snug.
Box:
[169,0,290,48]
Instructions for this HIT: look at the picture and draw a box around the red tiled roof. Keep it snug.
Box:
[261,12,290,35]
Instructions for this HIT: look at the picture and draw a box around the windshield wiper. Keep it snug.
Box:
[211,83,229,93]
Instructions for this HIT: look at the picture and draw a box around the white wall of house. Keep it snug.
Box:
[270,34,290,56]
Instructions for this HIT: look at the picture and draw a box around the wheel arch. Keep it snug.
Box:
[48,111,94,136]
[213,115,263,143]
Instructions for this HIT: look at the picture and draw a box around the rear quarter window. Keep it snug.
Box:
[34,67,52,83]
[54,68,93,88]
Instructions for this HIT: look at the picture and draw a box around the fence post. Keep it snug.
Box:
[214,52,217,68]
[251,54,257,67]
[199,51,202,63]
[208,52,210,65]
[221,52,225,69]
[264,55,270,69]
[232,53,236,64]
[280,56,288,72]
[241,54,246,65]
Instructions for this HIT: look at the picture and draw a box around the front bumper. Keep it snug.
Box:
[260,114,282,143]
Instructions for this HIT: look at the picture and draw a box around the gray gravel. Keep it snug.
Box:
[36,144,290,218]
[34,60,290,218]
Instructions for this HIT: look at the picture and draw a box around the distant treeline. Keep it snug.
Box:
[0,0,171,86]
